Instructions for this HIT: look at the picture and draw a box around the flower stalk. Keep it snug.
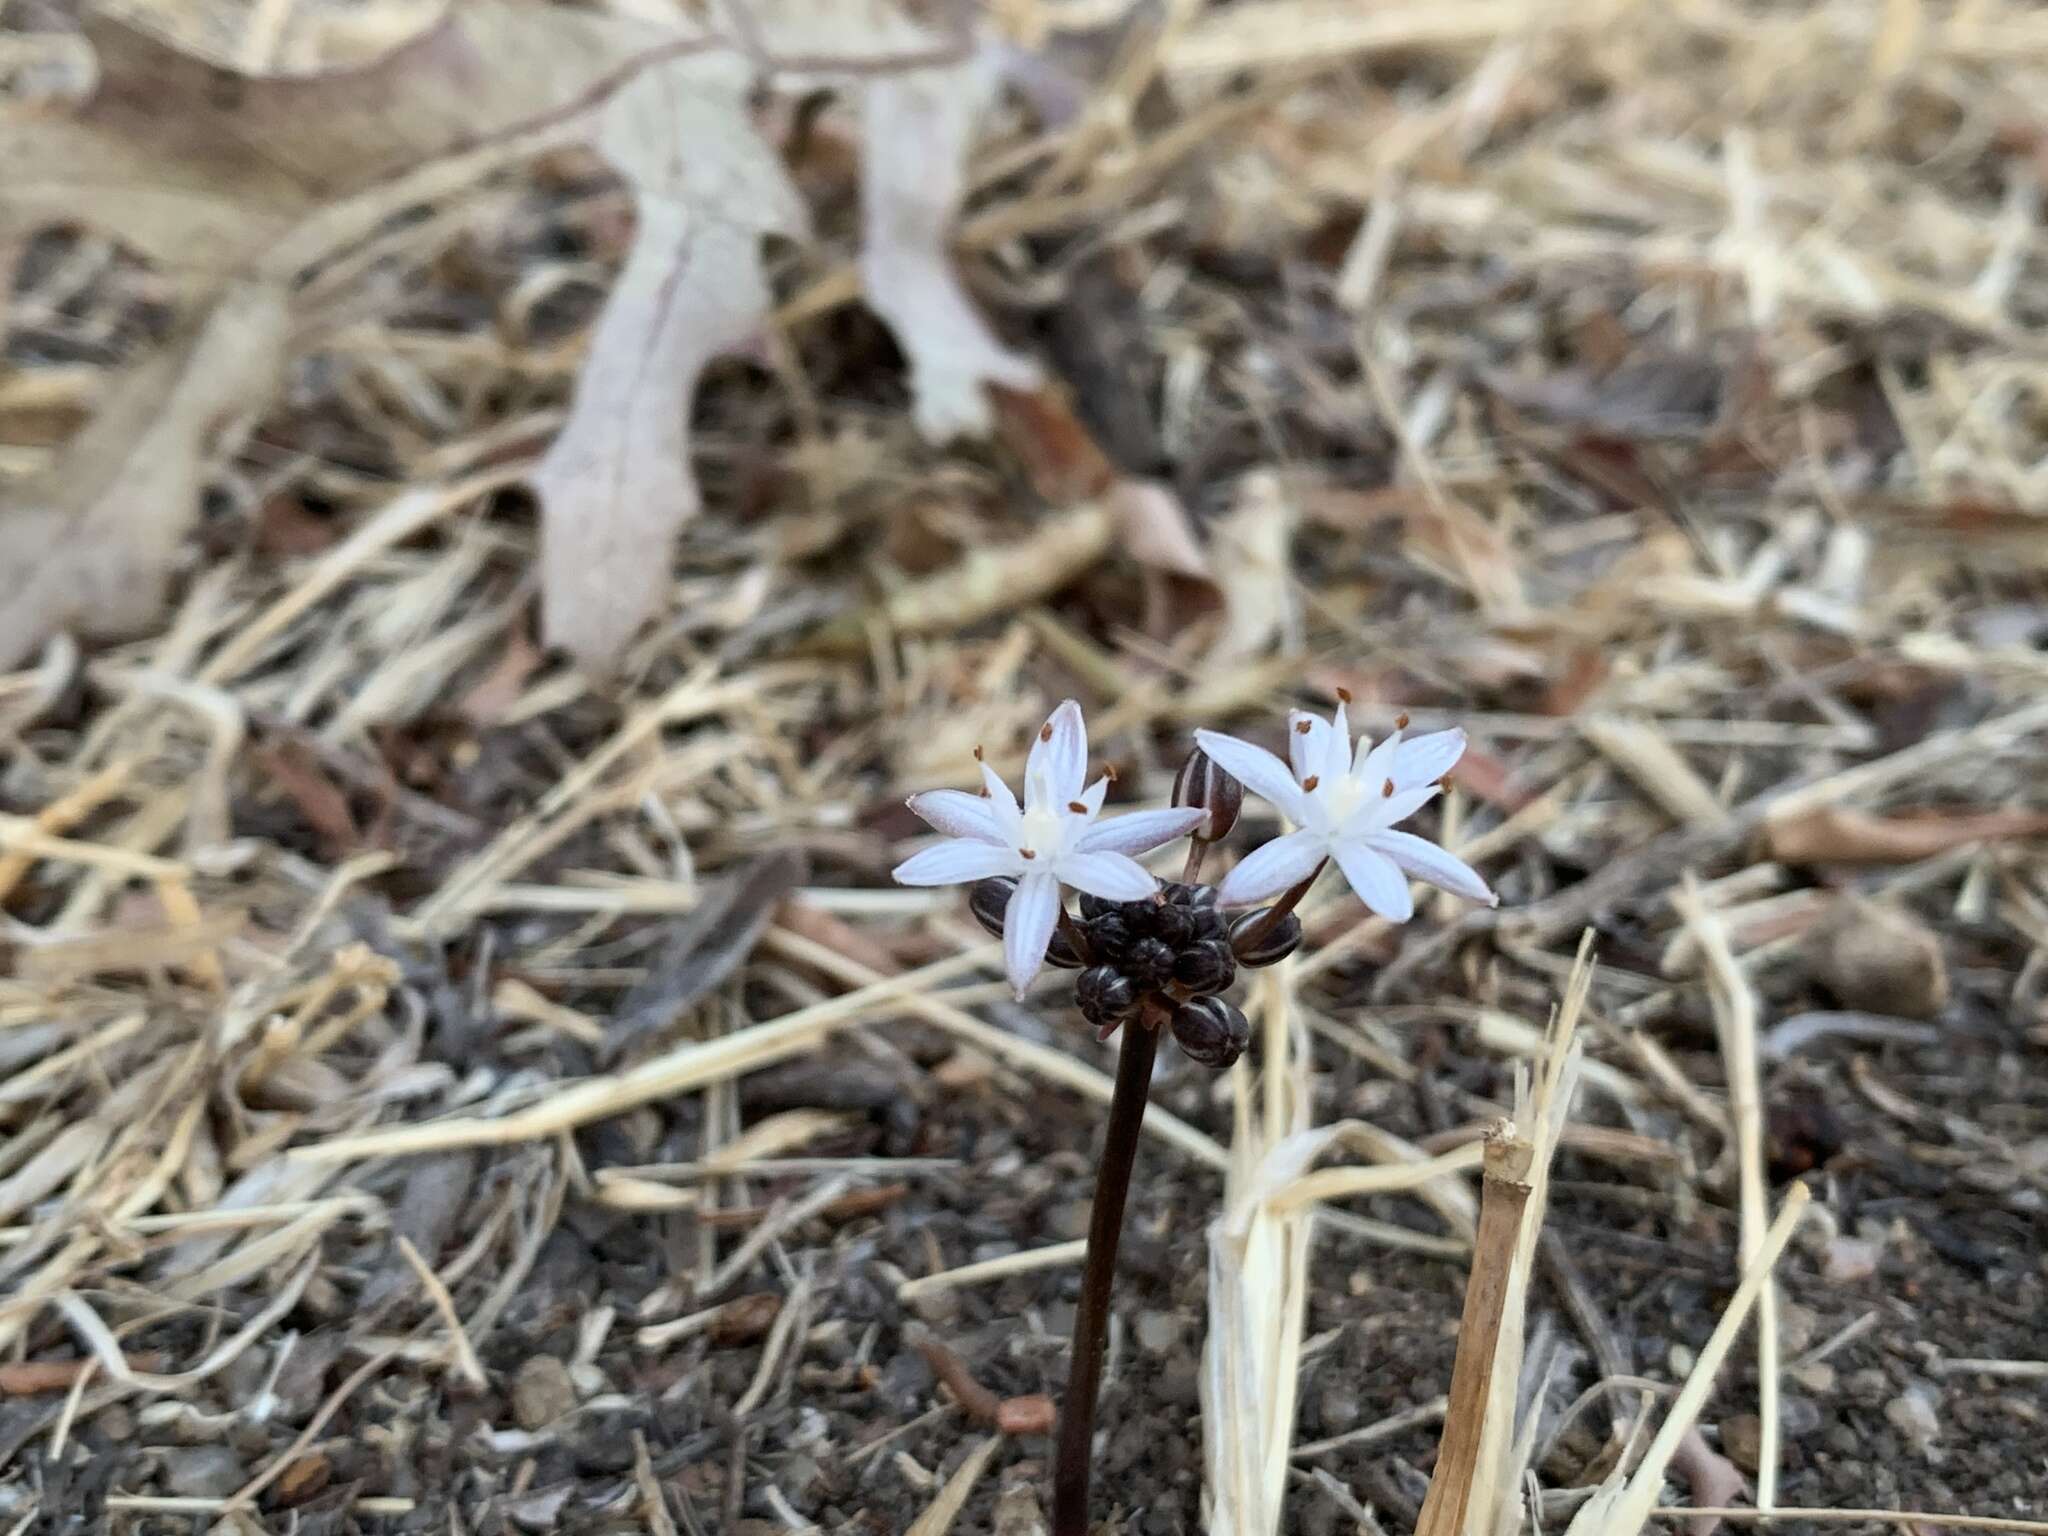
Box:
[893,696,1500,1536]
[1051,1000,1164,1536]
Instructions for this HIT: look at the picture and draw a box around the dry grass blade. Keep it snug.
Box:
[1675,877,1779,1508]
[1564,1184,1812,1536]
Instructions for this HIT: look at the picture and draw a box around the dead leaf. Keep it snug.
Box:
[0,280,290,668]
[534,46,808,665]
[1763,804,2048,865]
[603,851,808,1063]
[2,2,1037,671]
[858,39,1041,441]
[1112,480,1210,580]
[1206,470,1298,663]
[991,384,1118,505]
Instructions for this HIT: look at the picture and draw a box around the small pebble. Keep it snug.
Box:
[1720,1413,1763,1472]
[511,1354,578,1430]
[1134,1310,1181,1355]
[160,1445,245,1499]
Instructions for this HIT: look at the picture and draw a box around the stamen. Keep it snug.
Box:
[979,788,991,798]
[1103,764,1119,782]
[1302,775,1320,792]
[1068,800,1088,814]
[1395,712,1410,729]
[1040,723,1054,741]
[1020,848,1037,860]
[1382,778,1395,797]
[973,744,984,761]
[1335,686,1353,703]
[1294,719,1312,734]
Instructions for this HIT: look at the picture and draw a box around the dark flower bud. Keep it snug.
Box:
[1150,902,1194,948]
[1076,965,1139,1022]
[1173,938,1236,996]
[1078,893,1116,920]
[1172,746,1243,844]
[1085,912,1131,960]
[1191,905,1229,941]
[1161,881,1219,910]
[1229,908,1303,967]
[1125,936,1176,988]
[1170,996,1250,1069]
[969,877,1017,938]
[1045,921,1087,969]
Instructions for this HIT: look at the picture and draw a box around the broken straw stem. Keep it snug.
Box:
[1050,1007,1162,1536]
[1413,1121,1536,1536]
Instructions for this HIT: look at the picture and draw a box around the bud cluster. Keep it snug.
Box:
[969,875,1301,1070]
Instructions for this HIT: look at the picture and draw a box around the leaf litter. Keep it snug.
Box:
[2,0,2048,1532]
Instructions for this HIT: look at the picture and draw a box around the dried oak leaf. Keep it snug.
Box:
[3,1,1039,671]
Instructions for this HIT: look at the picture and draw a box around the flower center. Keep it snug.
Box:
[1317,772,1366,827]
[1018,803,1069,862]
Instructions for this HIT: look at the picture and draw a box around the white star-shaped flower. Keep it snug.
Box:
[894,700,1205,996]
[1193,702,1497,920]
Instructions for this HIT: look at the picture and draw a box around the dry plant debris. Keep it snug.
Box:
[2,0,2047,1530]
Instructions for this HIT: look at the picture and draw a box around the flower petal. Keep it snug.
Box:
[1321,701,1353,785]
[1054,850,1158,902]
[892,839,1021,887]
[1003,871,1061,997]
[1074,806,1205,856]
[906,789,1000,841]
[1027,699,1088,804]
[1392,728,1466,790]
[1355,724,1402,792]
[1348,782,1440,835]
[1215,828,1326,906]
[1365,829,1496,905]
[1075,774,1109,819]
[1332,841,1412,921]
[1192,730,1306,822]
[1286,710,1329,783]
[980,761,1022,839]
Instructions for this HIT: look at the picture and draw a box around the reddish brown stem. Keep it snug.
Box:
[1050,1011,1161,1536]
[1056,903,1095,965]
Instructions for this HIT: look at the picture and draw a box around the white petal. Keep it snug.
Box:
[1332,841,1412,921]
[1054,850,1157,902]
[1321,701,1353,785]
[1366,829,1496,905]
[1027,699,1088,803]
[892,839,1021,887]
[1215,829,1327,906]
[980,761,1022,838]
[1192,730,1306,822]
[1392,728,1466,790]
[1348,782,1440,835]
[1003,872,1061,997]
[1075,775,1109,819]
[906,789,1000,841]
[1355,724,1402,791]
[1074,806,1205,856]
[1287,710,1328,782]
